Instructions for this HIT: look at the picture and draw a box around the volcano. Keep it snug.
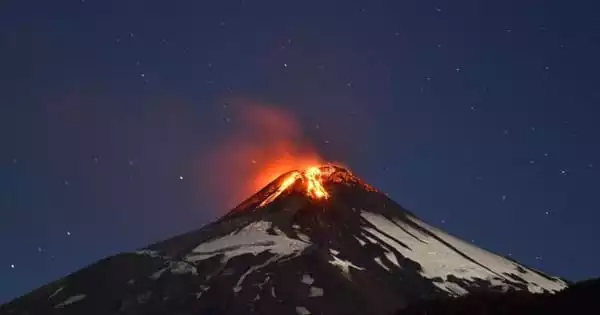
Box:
[0,165,567,315]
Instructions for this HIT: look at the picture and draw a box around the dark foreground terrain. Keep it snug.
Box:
[397,278,599,315]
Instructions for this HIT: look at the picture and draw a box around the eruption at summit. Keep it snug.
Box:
[258,166,330,207]
[198,102,328,210]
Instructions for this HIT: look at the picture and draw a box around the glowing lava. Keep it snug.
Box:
[304,166,329,199]
[259,166,330,207]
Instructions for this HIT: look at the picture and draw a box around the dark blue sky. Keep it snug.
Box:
[2,0,599,303]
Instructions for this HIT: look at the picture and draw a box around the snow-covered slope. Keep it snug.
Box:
[359,211,564,294]
[0,166,567,315]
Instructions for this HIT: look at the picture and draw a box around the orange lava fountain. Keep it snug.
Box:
[303,166,329,199]
[259,166,330,207]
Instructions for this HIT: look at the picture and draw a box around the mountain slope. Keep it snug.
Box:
[0,166,566,315]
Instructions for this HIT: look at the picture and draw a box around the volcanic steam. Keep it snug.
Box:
[198,101,327,211]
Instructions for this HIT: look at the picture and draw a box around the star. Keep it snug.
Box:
[66,231,71,236]
[37,247,43,253]
[502,195,507,201]
[10,264,15,269]
[179,176,184,180]
[560,169,568,175]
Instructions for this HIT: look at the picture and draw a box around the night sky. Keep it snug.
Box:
[2,0,600,304]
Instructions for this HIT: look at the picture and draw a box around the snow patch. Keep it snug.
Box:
[296,233,311,242]
[374,257,389,271]
[308,286,324,297]
[363,234,379,244]
[296,306,311,315]
[54,294,86,308]
[234,255,280,294]
[187,221,310,264]
[150,268,167,280]
[135,250,161,258]
[48,286,64,300]
[355,236,367,246]
[301,274,314,285]
[329,255,364,274]
[169,261,198,276]
[374,250,400,270]
[194,285,210,299]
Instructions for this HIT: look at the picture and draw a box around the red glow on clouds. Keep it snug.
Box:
[198,100,324,210]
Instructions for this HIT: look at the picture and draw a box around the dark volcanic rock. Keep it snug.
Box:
[396,278,599,315]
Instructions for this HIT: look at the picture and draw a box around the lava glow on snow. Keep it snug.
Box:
[259,166,330,207]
